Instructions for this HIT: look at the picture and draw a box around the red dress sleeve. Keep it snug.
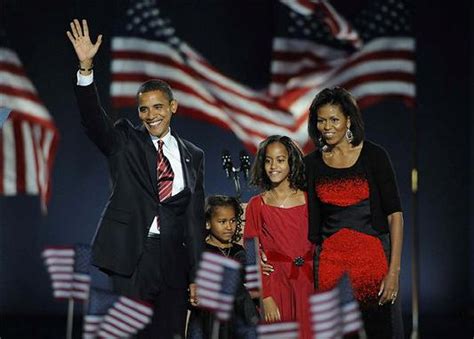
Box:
[244,196,261,238]
[244,195,274,299]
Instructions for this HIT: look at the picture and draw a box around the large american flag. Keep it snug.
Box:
[309,273,363,338]
[0,30,59,211]
[195,251,242,321]
[83,288,153,339]
[110,0,413,153]
[42,244,92,301]
[110,0,311,153]
[244,237,262,293]
[272,0,415,111]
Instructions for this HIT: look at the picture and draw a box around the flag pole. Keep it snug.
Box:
[66,298,74,339]
[410,105,420,339]
[211,319,220,339]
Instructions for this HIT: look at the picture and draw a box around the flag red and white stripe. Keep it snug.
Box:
[111,0,414,154]
[257,321,300,339]
[110,0,311,153]
[310,274,364,338]
[310,288,343,338]
[42,246,75,299]
[244,237,262,292]
[42,244,92,301]
[0,45,59,211]
[272,0,415,111]
[195,251,242,321]
[96,296,153,338]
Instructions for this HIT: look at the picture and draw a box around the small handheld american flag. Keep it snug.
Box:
[83,287,154,339]
[195,251,242,321]
[257,321,300,339]
[42,244,92,301]
[309,273,363,338]
[244,237,262,293]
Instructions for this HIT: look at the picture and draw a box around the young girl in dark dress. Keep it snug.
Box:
[187,195,258,339]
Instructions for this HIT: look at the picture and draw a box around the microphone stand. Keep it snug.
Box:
[221,150,251,199]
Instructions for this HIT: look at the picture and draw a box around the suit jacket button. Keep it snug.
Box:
[182,242,186,247]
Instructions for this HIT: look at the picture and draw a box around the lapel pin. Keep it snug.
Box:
[185,158,190,163]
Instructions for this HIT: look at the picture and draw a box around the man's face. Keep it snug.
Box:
[137,90,178,138]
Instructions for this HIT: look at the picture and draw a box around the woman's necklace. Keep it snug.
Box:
[270,189,295,208]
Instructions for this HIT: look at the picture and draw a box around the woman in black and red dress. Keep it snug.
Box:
[305,87,404,338]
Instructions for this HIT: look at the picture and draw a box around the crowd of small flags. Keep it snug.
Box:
[43,239,363,338]
[193,237,365,339]
[42,244,153,338]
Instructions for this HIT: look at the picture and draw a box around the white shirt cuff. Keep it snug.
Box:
[76,71,94,86]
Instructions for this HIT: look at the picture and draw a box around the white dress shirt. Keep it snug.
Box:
[77,72,185,234]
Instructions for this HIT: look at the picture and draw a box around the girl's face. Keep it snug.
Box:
[316,104,350,146]
[264,142,290,187]
[207,206,237,245]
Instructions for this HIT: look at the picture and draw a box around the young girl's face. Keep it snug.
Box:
[264,142,290,187]
[207,206,237,245]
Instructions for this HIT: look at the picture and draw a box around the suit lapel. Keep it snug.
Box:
[173,131,195,189]
[139,125,159,196]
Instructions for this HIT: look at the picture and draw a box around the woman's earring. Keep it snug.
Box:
[345,128,354,143]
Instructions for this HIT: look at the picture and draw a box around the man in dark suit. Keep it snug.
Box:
[67,19,205,338]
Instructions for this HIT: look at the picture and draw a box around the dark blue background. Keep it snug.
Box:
[1,0,473,337]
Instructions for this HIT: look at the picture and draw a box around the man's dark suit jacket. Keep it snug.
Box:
[75,83,205,288]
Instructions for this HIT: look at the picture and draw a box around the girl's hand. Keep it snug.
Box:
[378,271,399,305]
[261,250,274,276]
[263,297,281,322]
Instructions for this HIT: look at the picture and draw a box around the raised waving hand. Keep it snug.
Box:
[66,19,102,71]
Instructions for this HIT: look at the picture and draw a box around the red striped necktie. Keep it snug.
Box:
[157,140,174,201]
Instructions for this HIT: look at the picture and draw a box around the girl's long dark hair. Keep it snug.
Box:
[249,135,306,191]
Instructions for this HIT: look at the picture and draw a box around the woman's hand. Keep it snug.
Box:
[263,297,281,322]
[66,19,103,68]
[378,271,399,305]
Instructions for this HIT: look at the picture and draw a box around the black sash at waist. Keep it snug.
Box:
[321,199,378,237]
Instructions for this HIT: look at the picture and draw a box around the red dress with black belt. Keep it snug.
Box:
[245,195,314,339]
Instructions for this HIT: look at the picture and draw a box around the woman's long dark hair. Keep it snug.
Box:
[249,135,306,191]
[205,195,243,243]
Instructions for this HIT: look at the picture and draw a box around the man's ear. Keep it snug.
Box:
[170,99,178,114]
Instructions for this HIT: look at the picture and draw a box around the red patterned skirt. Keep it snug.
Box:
[317,228,388,305]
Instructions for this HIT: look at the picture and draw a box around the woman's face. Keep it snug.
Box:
[264,142,290,187]
[316,104,350,146]
[207,206,237,245]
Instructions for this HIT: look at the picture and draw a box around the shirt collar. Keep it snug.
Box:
[150,128,172,147]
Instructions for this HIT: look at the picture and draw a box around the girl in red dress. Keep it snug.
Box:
[244,135,314,339]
